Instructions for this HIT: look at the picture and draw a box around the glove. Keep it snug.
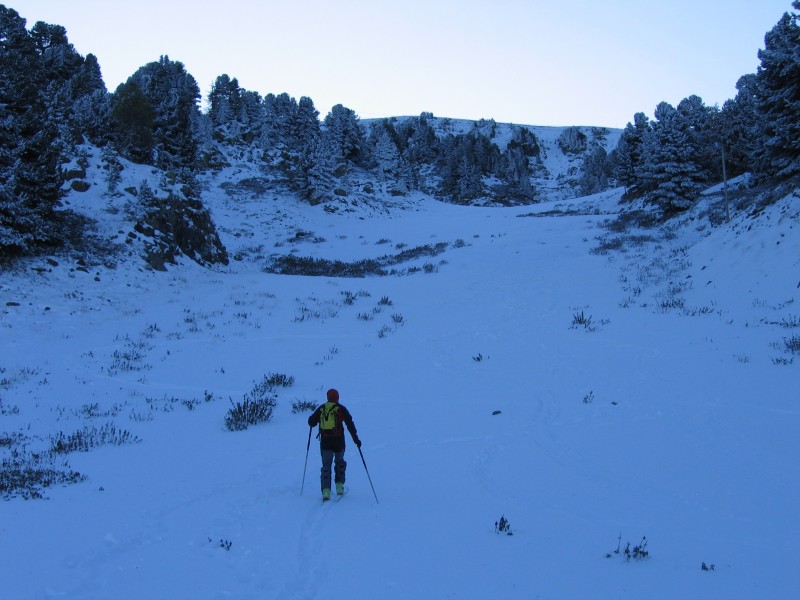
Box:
[354,437,362,448]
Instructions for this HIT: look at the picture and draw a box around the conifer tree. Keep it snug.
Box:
[121,56,201,174]
[0,7,66,253]
[238,89,264,143]
[260,93,319,183]
[323,104,364,165]
[110,81,155,164]
[70,53,105,98]
[289,96,320,151]
[208,74,238,129]
[614,112,650,197]
[262,92,297,150]
[638,102,706,214]
[401,112,439,165]
[369,122,406,193]
[69,55,109,145]
[500,145,534,201]
[753,2,800,181]
[719,74,761,176]
[579,146,610,197]
[262,92,318,153]
[437,133,499,202]
[300,133,339,205]
[29,20,103,149]
[676,95,720,182]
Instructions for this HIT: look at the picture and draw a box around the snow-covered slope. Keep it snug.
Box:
[1,151,797,599]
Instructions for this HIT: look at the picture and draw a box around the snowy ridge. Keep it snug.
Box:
[1,151,798,598]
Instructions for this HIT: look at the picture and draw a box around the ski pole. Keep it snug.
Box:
[300,426,312,495]
[357,445,379,504]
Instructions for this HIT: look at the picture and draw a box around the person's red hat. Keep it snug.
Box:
[327,388,339,403]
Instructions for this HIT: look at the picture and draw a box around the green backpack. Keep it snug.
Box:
[320,402,340,434]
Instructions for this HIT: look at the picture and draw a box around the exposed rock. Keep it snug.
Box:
[134,195,229,271]
[557,126,588,155]
[70,180,91,192]
[63,168,87,180]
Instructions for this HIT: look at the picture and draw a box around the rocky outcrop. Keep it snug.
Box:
[134,195,229,271]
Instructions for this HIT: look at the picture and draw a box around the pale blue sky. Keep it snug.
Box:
[14,0,794,128]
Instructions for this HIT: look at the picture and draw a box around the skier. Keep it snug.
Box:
[307,388,361,501]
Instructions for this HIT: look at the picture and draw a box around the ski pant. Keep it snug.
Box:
[320,447,346,491]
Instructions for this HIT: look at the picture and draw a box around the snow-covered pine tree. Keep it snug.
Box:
[719,74,761,177]
[323,104,364,165]
[110,81,155,164]
[31,22,106,148]
[124,56,201,175]
[368,121,405,193]
[499,143,535,202]
[69,52,105,99]
[613,112,650,198]
[753,2,800,182]
[101,145,122,196]
[238,89,264,144]
[260,93,320,184]
[0,7,67,254]
[207,74,264,144]
[299,133,339,205]
[401,112,439,165]
[125,180,156,222]
[71,87,111,146]
[208,74,238,130]
[638,101,707,215]
[287,96,320,152]
[437,133,499,203]
[676,95,720,183]
[579,146,609,197]
[262,92,297,151]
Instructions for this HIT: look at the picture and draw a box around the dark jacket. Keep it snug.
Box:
[308,401,359,452]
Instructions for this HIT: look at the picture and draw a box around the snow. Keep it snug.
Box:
[1,152,798,599]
